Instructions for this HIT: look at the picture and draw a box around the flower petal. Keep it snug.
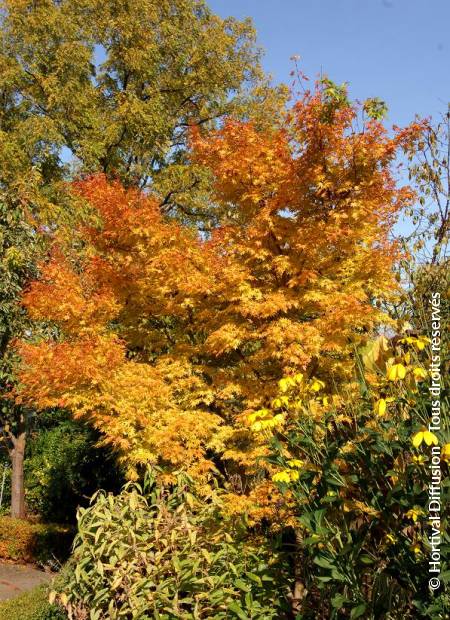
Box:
[412,431,424,448]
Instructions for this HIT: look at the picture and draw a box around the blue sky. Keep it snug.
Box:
[210,0,450,127]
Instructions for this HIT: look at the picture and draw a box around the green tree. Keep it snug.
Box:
[0,197,39,519]
[0,0,286,220]
[24,410,125,523]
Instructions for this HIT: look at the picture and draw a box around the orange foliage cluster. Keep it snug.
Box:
[18,178,220,479]
[17,89,424,503]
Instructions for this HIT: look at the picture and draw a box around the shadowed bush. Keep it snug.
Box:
[0,517,73,568]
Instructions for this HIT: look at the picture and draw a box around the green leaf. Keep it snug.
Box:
[439,570,450,583]
[228,600,248,620]
[245,572,262,586]
[350,603,367,619]
[313,556,334,569]
[331,594,346,609]
[331,568,346,582]
[234,578,250,591]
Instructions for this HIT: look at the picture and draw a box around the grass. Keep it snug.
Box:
[0,585,66,620]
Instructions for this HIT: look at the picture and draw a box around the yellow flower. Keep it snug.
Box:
[272,471,291,483]
[248,409,285,432]
[385,533,397,545]
[310,378,325,392]
[273,469,300,483]
[412,429,439,448]
[252,415,284,432]
[272,414,285,425]
[248,409,270,423]
[415,336,431,350]
[442,443,450,463]
[374,397,395,416]
[251,421,263,431]
[374,398,387,416]
[400,335,430,350]
[272,396,290,409]
[387,363,407,381]
[287,459,304,468]
[405,507,425,522]
[413,367,427,381]
[399,336,415,345]
[410,543,421,556]
[278,377,296,393]
[273,467,300,483]
[412,454,426,464]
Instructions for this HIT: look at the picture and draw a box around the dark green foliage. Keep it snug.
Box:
[25,411,125,523]
[0,198,38,437]
[0,199,37,356]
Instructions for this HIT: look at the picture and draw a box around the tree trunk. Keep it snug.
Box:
[10,431,26,519]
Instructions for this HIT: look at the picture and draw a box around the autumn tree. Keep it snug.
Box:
[17,84,424,516]
[0,0,285,518]
[17,176,222,483]
[186,84,424,513]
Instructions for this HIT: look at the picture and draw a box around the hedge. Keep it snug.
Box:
[0,517,74,567]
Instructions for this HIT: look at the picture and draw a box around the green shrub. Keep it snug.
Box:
[25,411,125,524]
[1,412,124,525]
[53,472,291,619]
[0,517,74,568]
[0,585,66,620]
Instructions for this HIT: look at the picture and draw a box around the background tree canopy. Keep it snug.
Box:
[0,0,286,221]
